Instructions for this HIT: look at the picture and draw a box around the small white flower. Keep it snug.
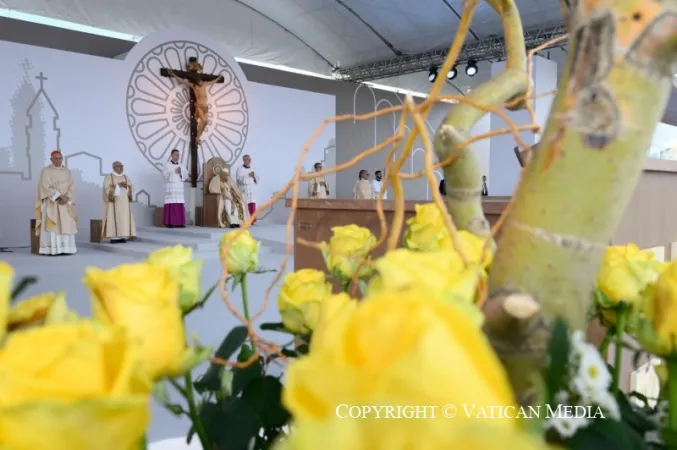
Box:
[571,345,611,399]
[554,390,570,405]
[548,415,590,438]
[592,390,620,420]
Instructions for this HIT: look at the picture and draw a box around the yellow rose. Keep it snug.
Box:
[0,261,13,340]
[311,293,357,350]
[147,245,205,312]
[278,269,333,335]
[318,225,376,280]
[283,290,518,439]
[84,263,188,379]
[0,322,151,450]
[637,260,677,356]
[367,249,484,325]
[404,203,492,267]
[7,292,78,331]
[597,244,665,306]
[219,230,261,275]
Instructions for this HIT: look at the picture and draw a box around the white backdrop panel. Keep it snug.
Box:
[0,29,335,247]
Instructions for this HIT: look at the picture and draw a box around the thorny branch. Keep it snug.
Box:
[212,0,677,409]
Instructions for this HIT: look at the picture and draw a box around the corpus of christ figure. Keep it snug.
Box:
[159,57,224,187]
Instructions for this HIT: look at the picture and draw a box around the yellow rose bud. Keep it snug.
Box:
[637,260,677,356]
[219,230,261,275]
[318,225,376,280]
[147,245,205,312]
[7,292,78,331]
[597,244,665,306]
[83,263,187,379]
[311,293,357,351]
[0,322,151,450]
[283,289,519,443]
[0,261,13,340]
[404,203,492,266]
[278,269,333,335]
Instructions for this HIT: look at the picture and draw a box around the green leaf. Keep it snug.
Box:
[617,391,656,433]
[183,281,218,316]
[260,322,292,333]
[216,397,262,450]
[546,317,570,403]
[565,419,647,450]
[10,276,37,301]
[242,375,291,428]
[662,428,677,448]
[232,346,264,395]
[193,326,249,394]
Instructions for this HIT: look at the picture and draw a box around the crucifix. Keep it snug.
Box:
[159,57,224,223]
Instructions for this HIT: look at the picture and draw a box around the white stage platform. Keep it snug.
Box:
[78,224,290,258]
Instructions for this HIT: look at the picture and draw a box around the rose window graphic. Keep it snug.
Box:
[126,41,249,179]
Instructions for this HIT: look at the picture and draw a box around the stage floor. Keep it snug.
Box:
[1,223,294,443]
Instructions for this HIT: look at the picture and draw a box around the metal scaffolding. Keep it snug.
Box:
[333,24,567,82]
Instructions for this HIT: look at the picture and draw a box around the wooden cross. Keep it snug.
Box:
[159,58,224,188]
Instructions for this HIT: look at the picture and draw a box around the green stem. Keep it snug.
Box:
[240,274,257,352]
[183,372,211,450]
[667,356,677,432]
[139,435,147,450]
[612,306,628,395]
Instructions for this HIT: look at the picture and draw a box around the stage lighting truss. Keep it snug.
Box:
[333,25,566,82]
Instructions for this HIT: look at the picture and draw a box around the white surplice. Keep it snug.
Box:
[35,165,77,255]
[163,161,185,204]
[371,179,386,199]
[235,165,258,203]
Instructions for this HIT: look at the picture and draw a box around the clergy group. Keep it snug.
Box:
[34,150,138,256]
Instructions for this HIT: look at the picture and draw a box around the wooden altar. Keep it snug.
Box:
[286,197,510,273]
[202,157,228,228]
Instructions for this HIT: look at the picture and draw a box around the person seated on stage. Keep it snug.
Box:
[353,169,374,200]
[308,162,330,198]
[102,161,136,243]
[35,150,77,255]
[208,168,249,228]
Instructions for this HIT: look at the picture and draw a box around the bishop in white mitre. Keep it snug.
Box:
[101,161,136,243]
[235,154,259,224]
[208,168,249,228]
[308,162,330,199]
[35,150,77,255]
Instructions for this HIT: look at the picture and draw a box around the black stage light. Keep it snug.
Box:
[447,65,458,80]
[465,60,478,77]
[428,67,438,82]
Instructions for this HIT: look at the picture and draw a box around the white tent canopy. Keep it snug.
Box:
[0,0,564,76]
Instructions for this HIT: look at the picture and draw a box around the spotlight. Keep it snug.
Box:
[446,66,458,80]
[465,60,478,77]
[428,67,438,82]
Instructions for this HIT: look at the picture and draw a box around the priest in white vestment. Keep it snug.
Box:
[208,168,249,228]
[102,161,136,243]
[163,149,186,227]
[371,169,387,199]
[353,169,374,200]
[35,150,77,255]
[235,154,259,224]
[308,162,330,199]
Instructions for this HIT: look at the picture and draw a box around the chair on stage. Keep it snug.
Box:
[202,157,228,228]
